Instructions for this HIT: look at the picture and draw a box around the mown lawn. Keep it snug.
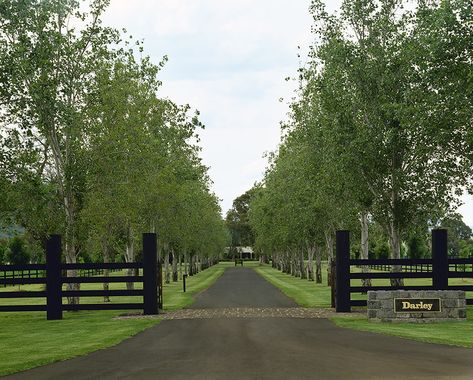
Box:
[0,262,228,376]
[254,262,473,348]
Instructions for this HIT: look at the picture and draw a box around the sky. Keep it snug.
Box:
[102,0,473,227]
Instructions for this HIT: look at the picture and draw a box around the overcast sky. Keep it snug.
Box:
[102,0,473,227]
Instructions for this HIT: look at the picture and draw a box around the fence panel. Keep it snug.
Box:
[334,229,473,312]
[0,233,160,320]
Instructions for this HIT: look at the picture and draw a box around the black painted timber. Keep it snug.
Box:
[0,264,46,271]
[0,305,47,312]
[62,290,143,297]
[62,262,142,270]
[143,233,158,315]
[350,272,432,279]
[350,300,367,306]
[350,285,434,293]
[349,258,432,265]
[46,235,62,320]
[62,303,143,311]
[335,230,350,312]
[432,229,448,290]
[61,276,143,283]
[0,291,47,298]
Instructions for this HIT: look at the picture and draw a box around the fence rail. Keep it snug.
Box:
[0,267,124,287]
[334,229,473,312]
[0,233,161,320]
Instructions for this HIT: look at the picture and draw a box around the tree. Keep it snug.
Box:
[309,0,472,285]
[7,236,30,265]
[440,213,473,257]
[226,189,256,250]
[0,0,121,303]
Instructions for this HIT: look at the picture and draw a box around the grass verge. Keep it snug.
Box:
[0,262,227,376]
[253,263,331,307]
[332,308,473,348]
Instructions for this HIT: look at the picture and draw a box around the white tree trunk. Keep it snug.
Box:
[325,231,333,286]
[315,245,322,284]
[361,211,372,288]
[299,249,306,279]
[389,221,404,286]
[307,244,315,281]
[125,225,135,290]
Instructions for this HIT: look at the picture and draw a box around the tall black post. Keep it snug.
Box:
[143,233,158,315]
[46,235,62,320]
[335,230,351,312]
[432,229,448,290]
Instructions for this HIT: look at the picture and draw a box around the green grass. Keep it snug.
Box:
[0,262,227,376]
[254,263,473,348]
[254,264,331,307]
[332,307,473,348]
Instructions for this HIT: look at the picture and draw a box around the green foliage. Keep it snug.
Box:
[7,236,30,265]
[373,240,390,260]
[459,240,473,259]
[407,235,429,259]
[441,213,473,256]
[0,240,7,264]
[226,189,256,247]
[248,0,472,269]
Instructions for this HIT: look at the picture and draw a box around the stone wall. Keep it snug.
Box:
[367,290,466,323]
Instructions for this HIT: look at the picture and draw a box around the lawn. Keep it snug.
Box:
[0,262,228,376]
[254,262,473,348]
[254,263,331,307]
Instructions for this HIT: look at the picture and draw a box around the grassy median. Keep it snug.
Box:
[254,262,473,348]
[0,262,228,376]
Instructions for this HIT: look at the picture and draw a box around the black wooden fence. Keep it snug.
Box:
[0,233,161,320]
[334,229,473,312]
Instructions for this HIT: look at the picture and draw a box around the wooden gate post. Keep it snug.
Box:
[432,229,448,290]
[143,233,158,315]
[46,235,62,320]
[335,230,350,312]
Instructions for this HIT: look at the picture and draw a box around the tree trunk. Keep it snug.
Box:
[315,245,322,284]
[65,243,79,305]
[164,249,170,284]
[299,249,307,279]
[307,244,315,281]
[102,238,110,302]
[361,211,372,288]
[189,254,194,276]
[325,231,334,286]
[389,221,404,286]
[178,252,183,280]
[171,249,178,282]
[125,225,135,291]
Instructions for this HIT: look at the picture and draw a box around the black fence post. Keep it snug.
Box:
[335,230,351,312]
[46,235,62,320]
[432,229,448,290]
[183,274,187,293]
[143,233,158,315]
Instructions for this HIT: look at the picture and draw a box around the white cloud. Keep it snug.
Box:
[458,193,473,228]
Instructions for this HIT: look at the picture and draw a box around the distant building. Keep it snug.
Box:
[224,246,254,260]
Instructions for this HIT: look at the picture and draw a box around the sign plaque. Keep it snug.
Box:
[394,298,441,313]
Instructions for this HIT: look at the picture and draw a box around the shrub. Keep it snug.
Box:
[7,236,30,265]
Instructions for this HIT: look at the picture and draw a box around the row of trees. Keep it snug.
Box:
[248,0,473,286]
[0,0,227,302]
